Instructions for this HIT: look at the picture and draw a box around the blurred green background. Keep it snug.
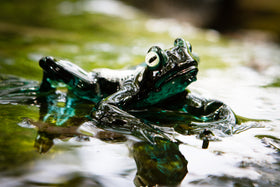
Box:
[1,0,279,81]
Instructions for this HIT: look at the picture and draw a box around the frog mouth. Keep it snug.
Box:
[167,65,198,85]
[155,62,198,89]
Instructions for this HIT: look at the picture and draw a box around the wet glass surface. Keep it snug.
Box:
[0,0,280,186]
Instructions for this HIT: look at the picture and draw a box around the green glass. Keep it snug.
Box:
[0,38,236,145]
[133,139,188,186]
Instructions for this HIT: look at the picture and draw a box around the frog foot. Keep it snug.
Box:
[198,129,214,149]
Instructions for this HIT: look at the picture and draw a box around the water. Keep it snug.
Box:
[0,0,280,186]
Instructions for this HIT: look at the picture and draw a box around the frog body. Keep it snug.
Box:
[38,38,236,144]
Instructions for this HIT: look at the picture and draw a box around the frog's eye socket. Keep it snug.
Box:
[175,38,193,52]
[174,38,187,48]
[145,51,160,68]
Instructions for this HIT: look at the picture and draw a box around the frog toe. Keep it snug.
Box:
[39,56,56,69]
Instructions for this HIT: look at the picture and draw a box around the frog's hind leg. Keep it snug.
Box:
[38,56,97,100]
[39,70,56,92]
[38,56,60,92]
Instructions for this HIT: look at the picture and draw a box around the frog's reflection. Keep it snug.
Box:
[31,126,188,186]
[26,92,188,186]
[133,139,188,186]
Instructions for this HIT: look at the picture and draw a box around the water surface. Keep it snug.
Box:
[0,0,280,186]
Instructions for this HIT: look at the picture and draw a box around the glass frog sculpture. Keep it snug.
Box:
[35,38,236,144]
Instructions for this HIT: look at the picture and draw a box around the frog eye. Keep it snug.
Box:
[145,51,160,68]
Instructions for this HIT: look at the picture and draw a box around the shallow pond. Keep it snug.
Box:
[0,0,280,186]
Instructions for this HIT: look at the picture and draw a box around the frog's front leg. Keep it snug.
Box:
[160,91,236,134]
[160,91,236,148]
[184,93,236,148]
[160,91,235,123]
[91,84,174,144]
[184,93,236,128]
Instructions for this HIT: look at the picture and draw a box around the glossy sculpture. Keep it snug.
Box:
[37,38,236,144]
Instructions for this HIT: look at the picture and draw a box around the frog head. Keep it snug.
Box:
[141,38,198,102]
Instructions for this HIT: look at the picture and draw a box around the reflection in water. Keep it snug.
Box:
[29,123,188,186]
[133,139,188,186]
[29,121,188,186]
[24,172,102,187]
